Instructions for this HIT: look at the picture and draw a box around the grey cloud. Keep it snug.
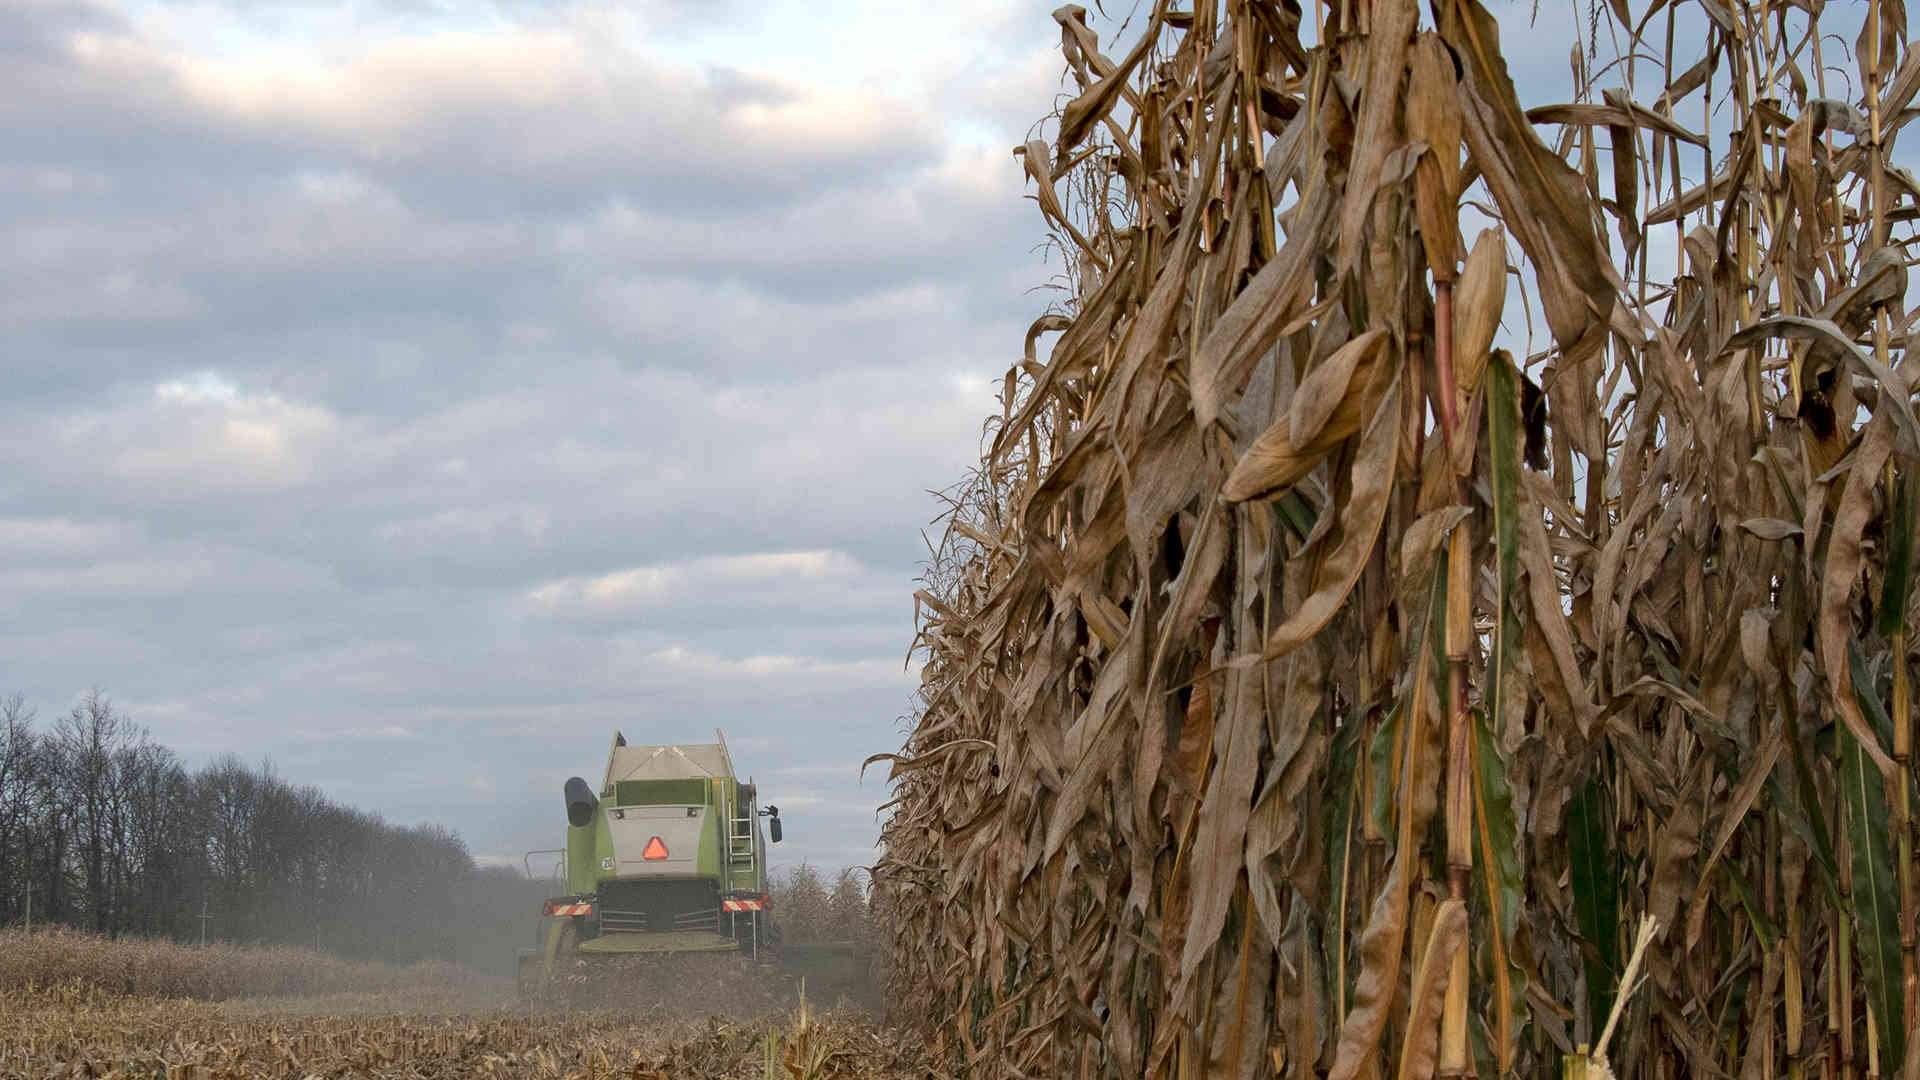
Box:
[9,13,937,213]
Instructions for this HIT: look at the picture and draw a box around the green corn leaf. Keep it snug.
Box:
[1878,469,1914,639]
[1469,1010,1498,1080]
[1567,775,1619,1035]
[1719,861,1778,953]
[1844,641,1904,1066]
[1367,705,1400,847]
[1486,350,1521,634]
[1472,707,1527,1066]
[1765,773,1841,905]
[1778,686,1841,899]
[1472,710,1524,946]
[1276,490,1318,542]
[1850,639,1896,747]
[1326,715,1363,881]
[1427,551,1454,711]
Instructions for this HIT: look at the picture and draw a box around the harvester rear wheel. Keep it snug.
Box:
[517,917,583,1003]
[553,919,581,968]
[514,950,541,1001]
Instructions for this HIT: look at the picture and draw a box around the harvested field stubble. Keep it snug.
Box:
[542,952,809,1017]
[877,0,1920,1075]
[1,984,922,1079]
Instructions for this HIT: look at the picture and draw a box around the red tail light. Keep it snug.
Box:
[642,836,669,860]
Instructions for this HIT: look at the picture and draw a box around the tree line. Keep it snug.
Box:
[0,690,543,969]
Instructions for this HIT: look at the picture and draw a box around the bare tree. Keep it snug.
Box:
[56,690,133,934]
[0,695,37,923]
[0,688,549,971]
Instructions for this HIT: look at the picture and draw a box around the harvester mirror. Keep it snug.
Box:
[760,805,782,843]
[563,776,598,828]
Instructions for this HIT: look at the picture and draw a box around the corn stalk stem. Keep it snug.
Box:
[1431,276,1472,1076]
[1430,281,1470,883]
[1864,0,1915,1040]
[1841,868,1857,1080]
[1895,582,1916,1033]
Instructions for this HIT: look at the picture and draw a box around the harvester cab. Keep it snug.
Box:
[518,729,784,997]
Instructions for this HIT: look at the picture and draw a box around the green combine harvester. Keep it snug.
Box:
[518,730,785,996]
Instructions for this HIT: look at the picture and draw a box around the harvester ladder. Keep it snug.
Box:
[728,810,755,863]
[721,780,755,865]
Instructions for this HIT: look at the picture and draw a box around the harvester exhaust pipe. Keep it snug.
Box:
[564,776,598,828]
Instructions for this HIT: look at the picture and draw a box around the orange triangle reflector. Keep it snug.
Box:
[642,836,669,860]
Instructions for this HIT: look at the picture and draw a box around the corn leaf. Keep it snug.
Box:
[1567,776,1618,1034]
[1840,694,1905,1069]
[1879,469,1915,638]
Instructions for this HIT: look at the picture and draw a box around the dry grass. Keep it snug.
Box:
[876,0,1920,1076]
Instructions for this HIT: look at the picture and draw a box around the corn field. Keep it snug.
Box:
[872,0,1920,1076]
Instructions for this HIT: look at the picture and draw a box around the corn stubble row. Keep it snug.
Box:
[875,0,1920,1075]
[1,985,915,1080]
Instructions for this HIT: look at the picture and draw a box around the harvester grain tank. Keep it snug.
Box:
[519,730,784,994]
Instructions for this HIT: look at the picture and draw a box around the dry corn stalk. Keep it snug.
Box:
[876,1,1920,1075]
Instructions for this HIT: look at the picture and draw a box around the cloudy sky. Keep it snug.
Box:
[0,0,1091,875]
[0,0,1866,875]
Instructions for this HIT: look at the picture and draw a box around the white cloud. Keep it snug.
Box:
[154,371,241,403]
[528,550,863,614]
[76,378,349,491]
[96,22,942,196]
[632,645,908,689]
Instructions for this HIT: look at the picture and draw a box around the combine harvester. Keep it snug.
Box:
[518,730,787,998]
